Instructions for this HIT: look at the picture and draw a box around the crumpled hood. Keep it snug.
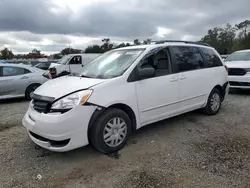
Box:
[49,63,61,68]
[225,61,250,68]
[34,76,107,99]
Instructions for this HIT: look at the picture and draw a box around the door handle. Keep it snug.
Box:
[20,76,29,79]
[180,75,187,80]
[170,76,178,82]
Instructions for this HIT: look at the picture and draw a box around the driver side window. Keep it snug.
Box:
[140,49,170,77]
[69,56,82,64]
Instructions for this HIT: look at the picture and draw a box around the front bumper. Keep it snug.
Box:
[228,74,250,89]
[22,102,97,152]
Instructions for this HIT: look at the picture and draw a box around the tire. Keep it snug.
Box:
[90,108,132,154]
[202,88,222,115]
[25,84,40,100]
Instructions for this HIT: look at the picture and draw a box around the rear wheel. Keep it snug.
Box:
[202,88,222,115]
[25,84,40,100]
[90,108,132,154]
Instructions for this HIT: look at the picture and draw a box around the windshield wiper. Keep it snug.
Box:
[81,75,93,78]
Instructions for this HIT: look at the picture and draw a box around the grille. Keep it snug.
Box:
[32,94,55,113]
[229,82,250,87]
[228,68,246,76]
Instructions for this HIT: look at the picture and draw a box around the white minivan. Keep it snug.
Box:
[22,41,229,153]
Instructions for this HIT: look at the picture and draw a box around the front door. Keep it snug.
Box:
[135,48,179,126]
[68,55,83,75]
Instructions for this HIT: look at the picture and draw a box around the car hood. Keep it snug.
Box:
[34,76,107,99]
[225,61,250,68]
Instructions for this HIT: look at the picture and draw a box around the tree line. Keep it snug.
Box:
[1,19,249,60]
[200,20,250,54]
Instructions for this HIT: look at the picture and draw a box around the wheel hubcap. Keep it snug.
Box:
[103,117,127,147]
[211,93,220,111]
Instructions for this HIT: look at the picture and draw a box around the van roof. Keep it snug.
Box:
[114,42,214,51]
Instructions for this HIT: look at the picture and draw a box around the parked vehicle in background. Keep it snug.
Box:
[0,60,7,64]
[46,53,101,78]
[224,49,250,89]
[18,61,33,66]
[22,40,228,154]
[0,64,49,100]
[221,54,229,61]
[35,62,52,70]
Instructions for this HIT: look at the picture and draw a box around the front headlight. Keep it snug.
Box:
[51,90,93,110]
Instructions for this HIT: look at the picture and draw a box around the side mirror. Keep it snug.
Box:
[138,67,155,80]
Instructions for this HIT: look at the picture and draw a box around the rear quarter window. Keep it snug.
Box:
[199,47,223,68]
[1,66,30,77]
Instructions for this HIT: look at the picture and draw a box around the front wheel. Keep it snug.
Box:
[90,108,132,154]
[202,88,222,115]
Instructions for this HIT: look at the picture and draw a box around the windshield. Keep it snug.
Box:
[225,51,250,61]
[57,55,71,64]
[80,49,144,79]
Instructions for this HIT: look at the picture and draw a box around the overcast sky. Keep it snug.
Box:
[0,0,249,54]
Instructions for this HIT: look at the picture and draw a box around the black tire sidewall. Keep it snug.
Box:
[90,108,132,154]
[206,88,222,115]
[25,84,39,100]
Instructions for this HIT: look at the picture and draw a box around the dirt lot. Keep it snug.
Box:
[0,91,250,188]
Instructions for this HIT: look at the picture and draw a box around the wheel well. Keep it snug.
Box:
[25,83,41,92]
[214,85,225,100]
[88,103,137,139]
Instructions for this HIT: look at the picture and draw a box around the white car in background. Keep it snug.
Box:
[224,49,250,89]
[0,64,49,100]
[22,41,228,154]
[47,53,101,78]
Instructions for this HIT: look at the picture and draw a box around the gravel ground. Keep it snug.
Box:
[0,90,250,188]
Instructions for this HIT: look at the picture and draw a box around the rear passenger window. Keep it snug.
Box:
[199,47,223,67]
[171,46,204,72]
[1,66,30,77]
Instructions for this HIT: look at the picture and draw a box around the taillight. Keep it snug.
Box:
[224,65,228,72]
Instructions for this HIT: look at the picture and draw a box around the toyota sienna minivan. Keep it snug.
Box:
[22,41,229,153]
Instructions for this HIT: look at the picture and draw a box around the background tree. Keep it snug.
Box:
[236,20,250,38]
[85,45,103,53]
[61,47,82,55]
[200,20,250,54]
[218,23,236,54]
[32,48,41,55]
[52,53,62,59]
[143,39,151,44]
[133,39,141,45]
[0,48,14,59]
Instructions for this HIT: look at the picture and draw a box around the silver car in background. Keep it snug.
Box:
[0,64,49,100]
